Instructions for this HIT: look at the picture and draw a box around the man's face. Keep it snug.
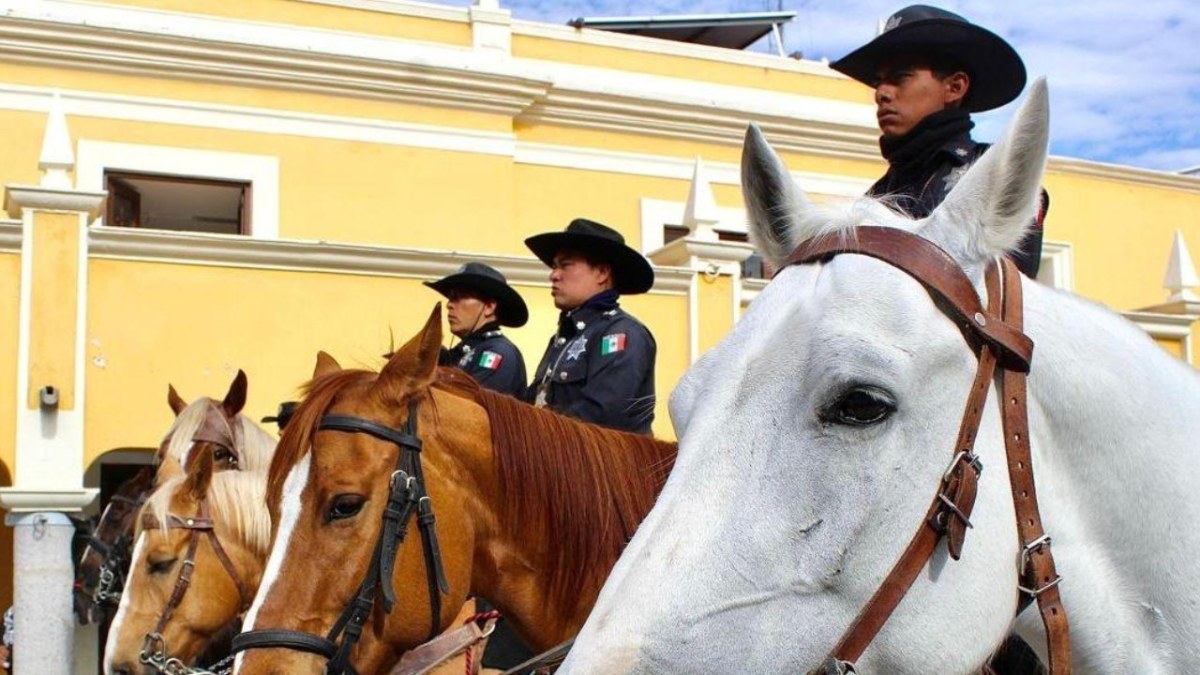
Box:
[549,250,612,311]
[444,288,497,337]
[873,58,968,138]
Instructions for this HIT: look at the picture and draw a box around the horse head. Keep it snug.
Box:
[563,81,1055,673]
[74,466,155,625]
[159,370,276,481]
[105,447,270,675]
[235,305,677,674]
[234,307,482,674]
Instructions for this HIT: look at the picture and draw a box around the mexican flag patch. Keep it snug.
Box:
[478,351,503,370]
[600,333,626,355]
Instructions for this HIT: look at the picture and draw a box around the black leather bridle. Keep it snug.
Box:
[231,400,450,674]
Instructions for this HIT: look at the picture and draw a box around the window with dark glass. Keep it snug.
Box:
[104,171,251,235]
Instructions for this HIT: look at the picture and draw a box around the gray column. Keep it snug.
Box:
[6,512,75,674]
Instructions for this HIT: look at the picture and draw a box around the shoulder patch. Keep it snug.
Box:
[478,351,503,370]
[600,333,626,355]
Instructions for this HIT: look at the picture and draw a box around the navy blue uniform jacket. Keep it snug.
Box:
[526,296,656,435]
[441,324,526,398]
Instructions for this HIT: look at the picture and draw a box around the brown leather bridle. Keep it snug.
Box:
[137,499,252,671]
[782,228,1071,675]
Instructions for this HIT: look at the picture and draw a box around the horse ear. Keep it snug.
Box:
[377,305,443,400]
[222,369,248,417]
[741,123,814,271]
[314,351,341,379]
[923,79,1050,267]
[168,384,188,416]
[184,446,214,499]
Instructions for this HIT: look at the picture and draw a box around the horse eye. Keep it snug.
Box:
[326,494,366,523]
[213,448,237,466]
[148,557,177,575]
[825,388,896,426]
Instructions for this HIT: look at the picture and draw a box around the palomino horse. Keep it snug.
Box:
[76,371,275,626]
[104,447,271,675]
[232,309,676,674]
[562,80,1200,673]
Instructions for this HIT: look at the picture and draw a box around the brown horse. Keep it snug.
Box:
[233,306,677,675]
[76,371,275,627]
[104,447,272,675]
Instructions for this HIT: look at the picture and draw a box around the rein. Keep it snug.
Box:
[138,498,252,673]
[783,228,1071,674]
[231,399,450,675]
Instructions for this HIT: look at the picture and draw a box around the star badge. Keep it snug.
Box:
[458,345,474,368]
[566,336,588,361]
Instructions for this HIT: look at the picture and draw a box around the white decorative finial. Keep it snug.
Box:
[1164,230,1200,303]
[682,156,720,242]
[39,92,74,190]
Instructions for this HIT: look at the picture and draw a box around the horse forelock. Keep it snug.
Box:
[235,414,277,474]
[162,400,210,465]
[141,471,272,557]
[265,369,379,507]
[471,386,678,613]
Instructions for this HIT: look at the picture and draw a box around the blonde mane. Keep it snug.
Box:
[162,401,209,466]
[160,399,277,473]
[141,470,272,558]
[236,415,277,474]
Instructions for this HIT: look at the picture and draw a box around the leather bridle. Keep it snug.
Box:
[77,490,149,619]
[138,499,253,669]
[782,228,1071,674]
[231,399,450,675]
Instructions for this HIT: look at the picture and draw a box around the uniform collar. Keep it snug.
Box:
[460,322,503,344]
[559,291,620,337]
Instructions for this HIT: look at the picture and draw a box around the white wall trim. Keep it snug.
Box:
[1037,239,1074,292]
[0,0,550,116]
[76,140,280,239]
[87,227,694,295]
[639,198,752,254]
[0,84,517,157]
[1123,310,1195,362]
[741,277,768,309]
[0,220,20,252]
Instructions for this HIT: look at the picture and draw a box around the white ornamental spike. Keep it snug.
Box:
[39,91,75,190]
[682,156,720,242]
[1164,229,1200,303]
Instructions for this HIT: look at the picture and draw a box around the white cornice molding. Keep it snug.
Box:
[512,19,842,79]
[1048,157,1200,195]
[741,277,768,308]
[0,0,550,116]
[648,238,754,273]
[0,220,20,253]
[4,184,106,218]
[87,227,693,295]
[514,60,879,159]
[0,487,98,513]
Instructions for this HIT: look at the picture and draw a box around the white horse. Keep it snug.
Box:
[561,80,1200,673]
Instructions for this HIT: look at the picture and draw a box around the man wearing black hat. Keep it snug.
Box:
[425,262,528,398]
[832,4,1045,277]
[524,218,657,435]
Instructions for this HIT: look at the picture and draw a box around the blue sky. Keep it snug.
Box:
[443,0,1200,172]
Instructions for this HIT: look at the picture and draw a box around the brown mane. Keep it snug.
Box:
[267,366,678,615]
[460,374,678,614]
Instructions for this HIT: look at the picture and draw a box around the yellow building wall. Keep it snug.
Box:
[698,275,735,355]
[1154,337,1184,359]
[0,253,18,479]
[1043,171,1200,311]
[100,0,472,47]
[84,259,683,462]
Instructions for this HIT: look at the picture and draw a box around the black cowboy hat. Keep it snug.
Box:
[525,218,655,295]
[424,262,529,327]
[262,401,297,429]
[831,5,1026,113]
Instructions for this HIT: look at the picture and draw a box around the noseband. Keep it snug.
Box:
[138,499,252,672]
[231,399,450,675]
[784,228,1072,674]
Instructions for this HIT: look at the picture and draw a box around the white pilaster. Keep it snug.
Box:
[470,0,512,55]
